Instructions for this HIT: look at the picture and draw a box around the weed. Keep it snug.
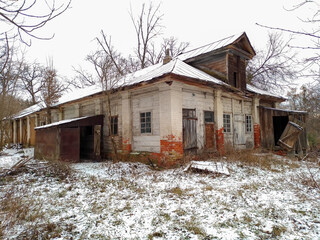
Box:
[167,186,184,196]
[148,231,165,239]
[271,225,287,237]
[184,218,206,237]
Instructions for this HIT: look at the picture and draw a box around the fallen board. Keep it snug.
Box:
[184,161,230,176]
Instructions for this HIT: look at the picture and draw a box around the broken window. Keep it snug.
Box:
[246,115,252,132]
[140,112,151,133]
[110,116,118,135]
[223,114,231,133]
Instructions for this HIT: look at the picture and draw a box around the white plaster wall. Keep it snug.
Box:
[182,87,215,150]
[131,88,160,152]
[63,105,77,119]
[222,97,254,149]
[80,101,95,117]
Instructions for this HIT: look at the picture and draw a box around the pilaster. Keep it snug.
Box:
[159,80,183,166]
[121,91,132,153]
[214,89,225,155]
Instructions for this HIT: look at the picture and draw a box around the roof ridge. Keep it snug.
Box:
[178,32,244,56]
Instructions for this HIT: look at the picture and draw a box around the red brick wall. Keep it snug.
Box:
[122,138,131,153]
[160,134,183,167]
[216,127,225,155]
[254,124,261,148]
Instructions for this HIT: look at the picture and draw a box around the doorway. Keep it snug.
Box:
[183,109,197,151]
[273,116,289,145]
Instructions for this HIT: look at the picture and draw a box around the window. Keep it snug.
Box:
[223,114,231,133]
[110,116,118,135]
[140,112,151,133]
[204,111,214,123]
[246,115,252,133]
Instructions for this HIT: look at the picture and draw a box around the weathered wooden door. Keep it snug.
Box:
[204,111,215,150]
[183,109,197,150]
[60,127,80,162]
[205,123,215,149]
[233,114,245,146]
[30,117,35,146]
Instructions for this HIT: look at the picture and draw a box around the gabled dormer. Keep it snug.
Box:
[178,32,256,91]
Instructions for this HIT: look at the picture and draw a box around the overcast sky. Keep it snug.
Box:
[24,0,310,80]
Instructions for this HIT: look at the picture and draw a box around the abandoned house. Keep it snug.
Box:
[6,32,308,166]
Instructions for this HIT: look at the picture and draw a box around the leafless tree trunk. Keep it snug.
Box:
[130,2,163,69]
[0,37,24,149]
[40,59,66,124]
[19,61,44,104]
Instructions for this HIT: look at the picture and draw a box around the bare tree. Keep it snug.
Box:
[0,39,24,148]
[130,2,163,69]
[40,59,66,124]
[19,61,44,104]
[0,0,71,45]
[246,32,298,91]
[148,36,189,65]
[287,84,320,147]
[257,0,320,82]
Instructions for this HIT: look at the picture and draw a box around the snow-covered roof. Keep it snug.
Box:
[260,106,307,114]
[13,102,44,119]
[34,116,90,130]
[178,32,245,61]
[54,84,103,107]
[246,84,284,99]
[119,58,226,87]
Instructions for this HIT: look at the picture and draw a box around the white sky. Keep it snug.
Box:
[24,0,310,80]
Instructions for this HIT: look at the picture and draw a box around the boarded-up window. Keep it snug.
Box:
[140,112,151,133]
[246,115,252,132]
[223,114,231,133]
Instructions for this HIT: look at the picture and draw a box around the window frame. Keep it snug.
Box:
[204,111,214,123]
[223,113,232,133]
[140,111,152,134]
[110,115,118,136]
[245,115,252,133]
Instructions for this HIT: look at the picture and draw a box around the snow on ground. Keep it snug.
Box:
[0,148,319,239]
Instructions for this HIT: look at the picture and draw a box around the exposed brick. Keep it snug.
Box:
[216,127,225,155]
[122,139,131,153]
[254,124,261,148]
[159,134,183,167]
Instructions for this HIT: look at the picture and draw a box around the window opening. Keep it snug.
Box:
[140,112,151,133]
[246,115,252,132]
[223,114,231,133]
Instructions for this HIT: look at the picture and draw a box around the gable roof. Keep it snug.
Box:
[178,32,256,62]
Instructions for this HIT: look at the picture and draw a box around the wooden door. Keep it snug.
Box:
[60,127,80,162]
[205,123,215,149]
[233,114,245,146]
[183,109,197,150]
[30,117,35,146]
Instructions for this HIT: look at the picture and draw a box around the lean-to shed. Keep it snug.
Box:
[259,107,308,154]
[34,115,104,162]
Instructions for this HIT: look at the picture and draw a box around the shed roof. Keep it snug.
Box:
[35,115,104,130]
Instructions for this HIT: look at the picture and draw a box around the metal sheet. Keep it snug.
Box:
[60,127,80,162]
